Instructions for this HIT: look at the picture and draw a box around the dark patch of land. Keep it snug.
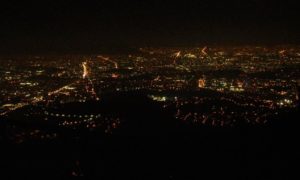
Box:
[0,93,299,179]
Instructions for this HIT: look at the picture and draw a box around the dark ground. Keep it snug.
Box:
[0,94,299,179]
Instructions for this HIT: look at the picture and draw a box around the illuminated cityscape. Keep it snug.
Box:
[1,0,299,179]
[1,46,299,122]
[1,46,300,178]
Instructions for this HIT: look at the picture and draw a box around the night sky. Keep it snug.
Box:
[1,0,300,53]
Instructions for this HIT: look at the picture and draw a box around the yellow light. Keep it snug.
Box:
[198,79,206,88]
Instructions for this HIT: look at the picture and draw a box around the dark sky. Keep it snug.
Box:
[1,0,300,53]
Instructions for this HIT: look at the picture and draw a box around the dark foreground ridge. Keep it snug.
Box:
[0,93,299,179]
